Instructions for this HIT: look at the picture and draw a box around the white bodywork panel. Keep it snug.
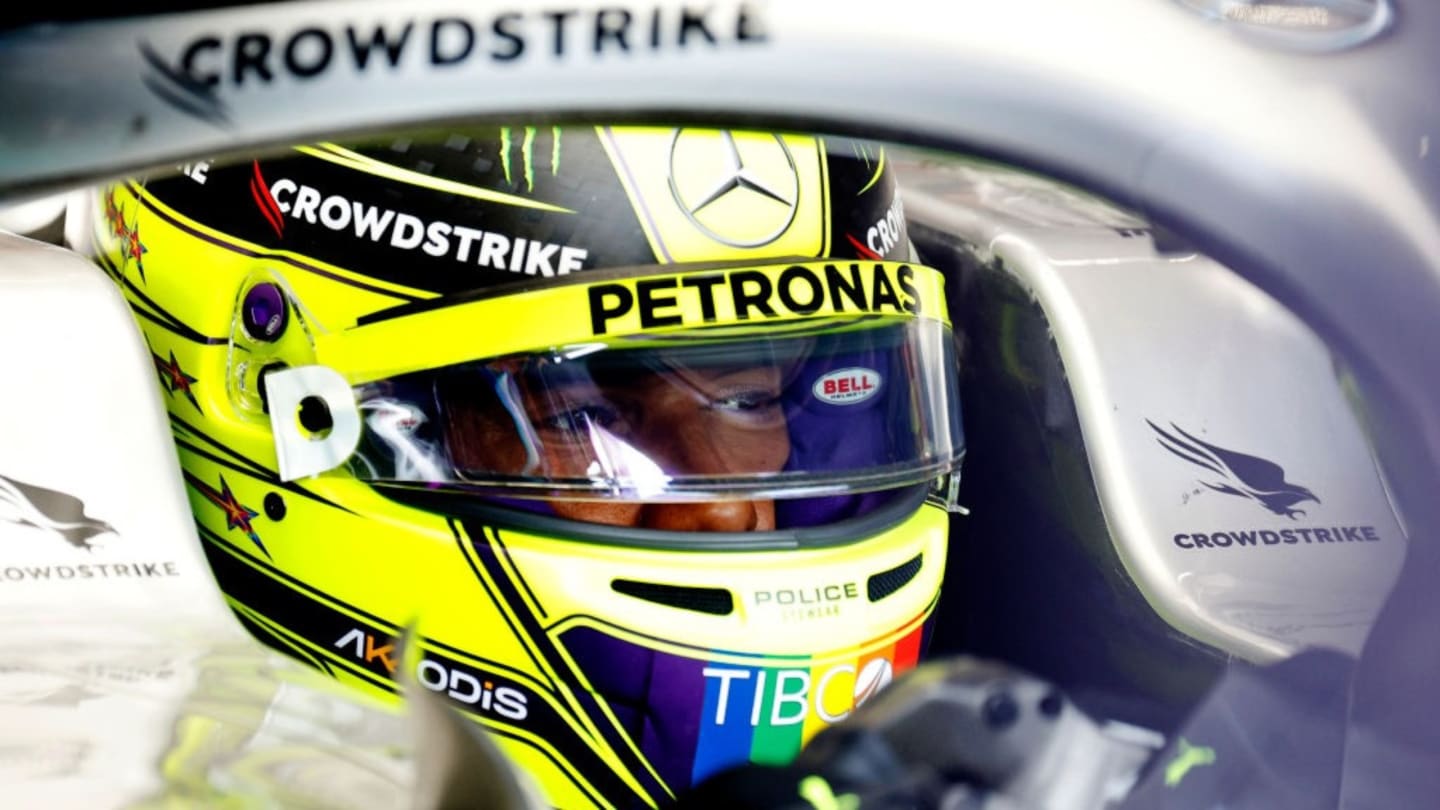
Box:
[0,231,233,627]
[900,156,1406,661]
[0,232,412,807]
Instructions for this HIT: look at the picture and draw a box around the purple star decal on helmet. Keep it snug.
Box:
[103,190,125,238]
[185,472,267,557]
[152,349,201,413]
[121,217,148,283]
[1148,420,1319,519]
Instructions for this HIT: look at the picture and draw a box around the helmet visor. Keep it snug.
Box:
[349,317,962,502]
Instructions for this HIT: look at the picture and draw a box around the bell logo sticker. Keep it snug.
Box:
[814,368,881,405]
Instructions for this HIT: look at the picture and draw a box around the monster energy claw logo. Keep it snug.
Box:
[499,126,563,192]
[852,142,886,196]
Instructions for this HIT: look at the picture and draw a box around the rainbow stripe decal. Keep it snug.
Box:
[560,615,929,792]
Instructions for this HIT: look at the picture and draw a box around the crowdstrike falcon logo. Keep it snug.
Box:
[250,161,285,238]
[1148,420,1319,519]
[0,475,115,551]
[139,41,231,125]
[668,129,800,248]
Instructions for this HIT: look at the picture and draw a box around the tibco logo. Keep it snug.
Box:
[702,658,893,726]
[853,658,893,704]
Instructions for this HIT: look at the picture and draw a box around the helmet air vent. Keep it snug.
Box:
[867,554,923,602]
[610,579,734,616]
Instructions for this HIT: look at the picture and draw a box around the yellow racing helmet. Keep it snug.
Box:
[89,125,964,808]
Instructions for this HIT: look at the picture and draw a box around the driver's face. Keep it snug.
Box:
[446,361,790,532]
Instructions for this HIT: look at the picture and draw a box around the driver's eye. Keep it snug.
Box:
[705,388,785,429]
[540,403,627,435]
[708,389,782,414]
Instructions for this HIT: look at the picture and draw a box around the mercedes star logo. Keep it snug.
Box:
[667,129,801,248]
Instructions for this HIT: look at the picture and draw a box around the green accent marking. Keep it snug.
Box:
[798,776,859,810]
[522,125,537,192]
[551,126,562,175]
[500,127,513,184]
[749,672,805,765]
[856,148,887,195]
[1165,738,1216,787]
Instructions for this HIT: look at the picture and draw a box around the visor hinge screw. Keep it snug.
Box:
[242,282,289,342]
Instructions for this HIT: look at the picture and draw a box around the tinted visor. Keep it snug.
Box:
[349,318,962,504]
